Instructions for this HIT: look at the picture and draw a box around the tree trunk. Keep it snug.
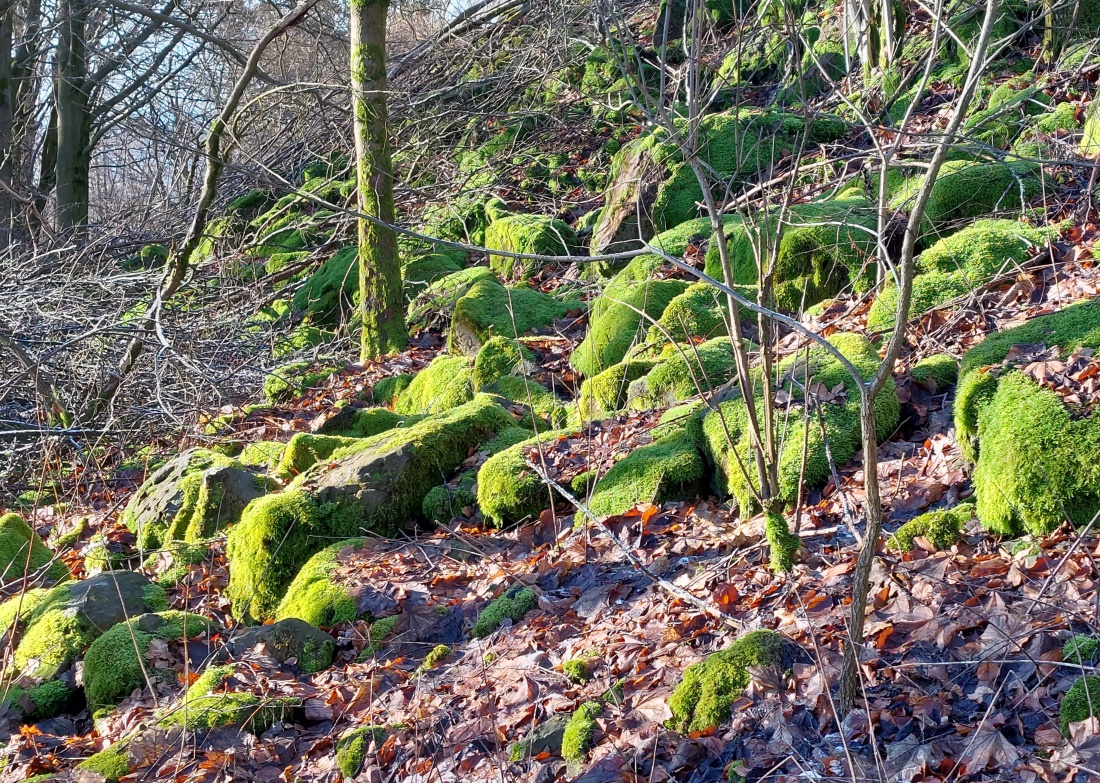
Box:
[350,0,406,361]
[55,0,91,234]
[0,0,15,246]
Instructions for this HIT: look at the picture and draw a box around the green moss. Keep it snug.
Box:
[228,188,278,215]
[394,355,475,414]
[563,653,594,684]
[373,374,414,406]
[765,513,800,573]
[486,213,577,279]
[275,433,360,478]
[228,398,512,622]
[407,267,499,334]
[668,630,786,733]
[1036,102,1078,134]
[578,360,655,420]
[336,726,388,777]
[562,701,602,763]
[263,361,337,403]
[473,337,530,389]
[702,332,899,514]
[631,338,740,408]
[889,161,1043,242]
[403,251,463,289]
[84,611,212,712]
[450,277,578,355]
[419,644,451,672]
[422,483,477,522]
[484,375,570,429]
[484,426,535,454]
[587,432,704,517]
[887,503,972,552]
[238,441,288,470]
[1062,675,1100,735]
[169,664,296,733]
[647,283,730,345]
[472,585,537,638]
[910,353,958,388]
[78,743,130,782]
[478,429,577,526]
[1064,635,1099,665]
[0,512,69,584]
[290,245,358,325]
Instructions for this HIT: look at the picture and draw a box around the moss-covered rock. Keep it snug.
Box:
[472,584,537,638]
[83,611,213,713]
[449,276,579,356]
[0,512,69,585]
[316,405,413,439]
[591,108,847,253]
[955,300,1100,536]
[473,336,531,389]
[78,742,131,781]
[586,432,704,517]
[702,332,899,513]
[237,440,288,471]
[484,425,536,454]
[218,618,335,673]
[274,433,360,478]
[578,359,656,420]
[1064,635,1099,666]
[289,245,357,325]
[263,361,338,403]
[887,503,973,552]
[667,629,789,733]
[646,282,730,345]
[627,337,740,408]
[168,663,296,733]
[336,725,389,777]
[120,448,271,553]
[403,250,463,290]
[889,160,1043,242]
[483,375,570,429]
[372,373,415,406]
[394,355,475,414]
[275,539,364,627]
[227,396,512,621]
[562,701,602,763]
[422,474,477,523]
[486,212,577,280]
[407,266,499,334]
[911,353,958,388]
[477,428,578,526]
[1062,675,1100,735]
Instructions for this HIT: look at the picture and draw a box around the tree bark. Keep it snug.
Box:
[55,0,91,233]
[350,0,406,361]
[0,0,15,246]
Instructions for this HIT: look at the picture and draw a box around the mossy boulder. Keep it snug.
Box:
[889,160,1043,242]
[394,355,475,414]
[1061,675,1100,735]
[485,212,577,280]
[120,448,271,553]
[237,440,288,471]
[667,629,791,733]
[627,337,740,409]
[263,361,338,403]
[227,396,512,621]
[217,618,335,673]
[289,245,357,325]
[407,266,498,334]
[403,250,463,290]
[578,359,656,420]
[83,611,214,713]
[1,571,166,716]
[168,662,297,733]
[477,428,578,526]
[78,742,131,781]
[0,512,69,585]
[866,219,1056,332]
[337,725,389,777]
[702,332,900,513]
[372,373,415,406]
[482,375,570,429]
[591,108,847,254]
[473,336,532,389]
[422,478,477,523]
[274,433,360,478]
[275,539,366,627]
[472,584,537,638]
[449,276,579,356]
[887,503,973,552]
[586,432,705,517]
[911,353,959,389]
[647,282,730,345]
[1064,635,1100,666]
[316,404,413,438]
[954,300,1100,536]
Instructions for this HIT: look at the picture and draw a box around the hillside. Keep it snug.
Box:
[2,0,1100,781]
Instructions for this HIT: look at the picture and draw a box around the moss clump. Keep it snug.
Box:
[563,654,594,684]
[765,513,800,573]
[238,440,288,470]
[420,644,451,672]
[485,212,577,280]
[562,701,602,763]
[0,512,69,584]
[866,220,1056,331]
[290,245,357,325]
[667,629,787,733]
[570,254,689,377]
[887,503,972,552]
[477,429,577,526]
[473,336,530,389]
[403,251,463,289]
[450,277,579,356]
[319,406,411,438]
[83,611,212,713]
[407,266,499,334]
[275,433,360,478]
[228,398,512,621]
[1064,635,1099,665]
[472,585,537,638]
[1062,675,1100,735]
[169,664,296,733]
[701,198,880,312]
[889,161,1043,241]
[703,332,899,514]
[955,300,1100,535]
[78,742,130,782]
[647,283,730,345]
[422,477,477,523]
[394,355,475,415]
[587,432,704,517]
[911,353,958,388]
[372,374,415,406]
[263,361,337,403]
[630,338,740,408]
[484,375,570,429]
[484,426,535,454]
[578,360,655,420]
[336,726,388,777]
[270,541,360,629]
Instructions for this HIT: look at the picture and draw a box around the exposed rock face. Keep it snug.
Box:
[589,144,664,257]
[218,617,335,673]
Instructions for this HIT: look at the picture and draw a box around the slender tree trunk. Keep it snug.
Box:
[55,0,91,234]
[0,0,15,246]
[350,0,406,361]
